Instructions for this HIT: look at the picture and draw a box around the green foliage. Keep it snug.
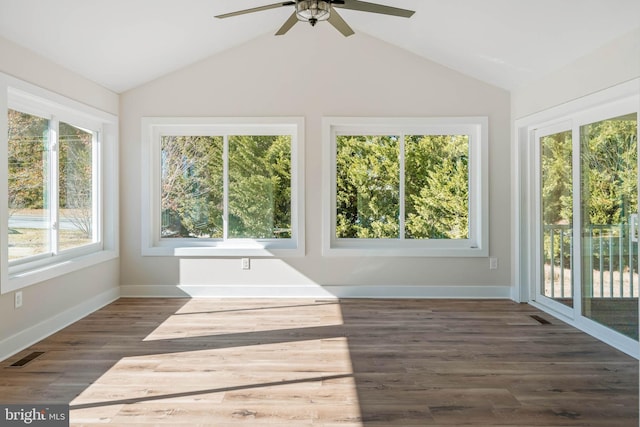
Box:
[8,111,95,247]
[541,130,573,226]
[541,114,637,271]
[580,115,637,226]
[540,130,574,268]
[228,135,291,239]
[160,135,291,239]
[335,134,469,239]
[9,108,637,252]
[8,109,48,211]
[336,135,399,238]
[161,136,224,238]
[405,135,469,239]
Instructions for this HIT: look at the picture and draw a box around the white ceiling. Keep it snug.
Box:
[0,0,638,93]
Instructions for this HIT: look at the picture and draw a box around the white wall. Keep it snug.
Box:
[0,37,120,361]
[120,25,512,298]
[512,27,640,119]
[0,37,119,115]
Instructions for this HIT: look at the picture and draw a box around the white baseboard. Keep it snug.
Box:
[120,284,512,299]
[327,285,512,299]
[120,284,338,298]
[0,287,120,363]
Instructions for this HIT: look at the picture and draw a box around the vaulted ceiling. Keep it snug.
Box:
[0,0,638,93]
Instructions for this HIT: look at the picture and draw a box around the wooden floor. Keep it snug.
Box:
[0,298,637,426]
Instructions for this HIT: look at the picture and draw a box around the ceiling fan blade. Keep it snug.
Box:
[328,9,355,37]
[215,2,295,19]
[333,0,414,18]
[275,12,299,35]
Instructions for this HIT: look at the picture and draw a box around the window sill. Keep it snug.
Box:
[323,242,488,257]
[4,250,118,294]
[142,242,304,257]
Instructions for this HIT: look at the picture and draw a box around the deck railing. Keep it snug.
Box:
[544,223,638,299]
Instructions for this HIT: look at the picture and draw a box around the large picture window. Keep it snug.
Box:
[323,117,488,256]
[142,118,304,256]
[1,76,118,293]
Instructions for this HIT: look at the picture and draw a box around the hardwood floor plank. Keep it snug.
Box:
[0,298,636,426]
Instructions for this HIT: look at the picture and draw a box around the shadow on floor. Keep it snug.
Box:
[0,298,637,426]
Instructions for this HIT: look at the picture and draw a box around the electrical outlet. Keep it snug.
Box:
[489,257,498,270]
[15,291,23,309]
[241,258,250,270]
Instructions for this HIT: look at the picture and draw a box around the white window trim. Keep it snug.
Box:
[141,117,305,257]
[322,116,488,257]
[0,73,119,294]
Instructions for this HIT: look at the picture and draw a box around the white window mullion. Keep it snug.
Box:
[532,128,543,302]
[222,134,229,240]
[92,130,101,244]
[49,118,60,255]
[571,121,583,321]
[398,133,406,240]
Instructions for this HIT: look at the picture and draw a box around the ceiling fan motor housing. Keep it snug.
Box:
[296,0,331,24]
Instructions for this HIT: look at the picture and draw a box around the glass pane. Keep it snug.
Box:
[59,122,95,250]
[161,136,224,238]
[404,134,469,239]
[540,130,573,307]
[335,135,400,238]
[7,109,50,260]
[228,135,291,239]
[581,113,638,340]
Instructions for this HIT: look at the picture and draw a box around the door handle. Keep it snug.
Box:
[631,214,638,243]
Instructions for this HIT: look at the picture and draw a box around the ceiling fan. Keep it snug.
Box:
[215,0,415,37]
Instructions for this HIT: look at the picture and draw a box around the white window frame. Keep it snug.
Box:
[0,74,119,293]
[141,117,305,257]
[322,116,488,257]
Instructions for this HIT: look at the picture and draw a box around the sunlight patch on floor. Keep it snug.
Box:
[69,301,362,425]
[142,299,344,341]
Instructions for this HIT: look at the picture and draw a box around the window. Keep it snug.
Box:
[142,117,305,256]
[1,76,118,293]
[8,110,97,262]
[322,117,488,256]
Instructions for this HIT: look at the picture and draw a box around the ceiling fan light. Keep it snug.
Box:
[296,0,331,23]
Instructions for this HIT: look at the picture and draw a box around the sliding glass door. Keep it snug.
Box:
[535,108,638,343]
[580,113,638,340]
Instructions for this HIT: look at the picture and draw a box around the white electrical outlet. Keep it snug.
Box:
[489,257,498,270]
[241,258,250,270]
[15,291,23,309]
